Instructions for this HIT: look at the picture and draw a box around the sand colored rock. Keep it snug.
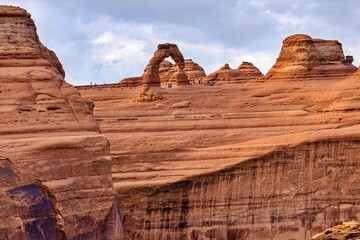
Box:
[310,221,360,240]
[172,100,191,108]
[355,64,360,76]
[118,76,142,87]
[166,59,206,83]
[119,59,205,87]
[143,43,189,87]
[206,63,235,82]
[0,6,123,239]
[158,60,174,82]
[79,43,360,239]
[206,62,263,82]
[135,85,163,102]
[265,34,357,79]
[237,61,263,78]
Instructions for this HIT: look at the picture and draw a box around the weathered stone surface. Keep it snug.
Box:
[166,59,206,83]
[159,60,174,82]
[143,43,189,87]
[205,62,263,82]
[119,59,205,87]
[79,58,360,239]
[265,34,357,79]
[0,6,124,239]
[172,100,191,108]
[134,85,163,102]
[310,221,360,240]
[237,61,263,78]
[355,65,360,76]
[118,76,142,87]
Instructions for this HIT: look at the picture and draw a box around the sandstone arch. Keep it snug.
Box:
[143,43,189,86]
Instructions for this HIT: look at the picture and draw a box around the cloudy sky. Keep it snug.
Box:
[3,0,360,85]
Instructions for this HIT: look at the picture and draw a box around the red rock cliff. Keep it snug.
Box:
[79,44,360,239]
[0,6,123,239]
[265,34,357,79]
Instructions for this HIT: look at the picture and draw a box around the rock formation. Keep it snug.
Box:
[166,59,206,83]
[355,64,360,76]
[310,221,360,240]
[206,63,234,81]
[78,33,360,239]
[143,43,189,87]
[237,61,263,78]
[159,60,174,82]
[0,6,123,239]
[119,59,205,87]
[205,62,263,82]
[118,76,142,87]
[265,34,357,79]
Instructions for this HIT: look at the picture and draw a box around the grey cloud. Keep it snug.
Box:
[2,0,360,85]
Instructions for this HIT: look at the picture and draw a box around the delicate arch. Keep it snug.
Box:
[143,43,189,86]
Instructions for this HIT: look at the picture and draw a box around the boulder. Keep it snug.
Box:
[172,101,191,108]
[236,61,263,79]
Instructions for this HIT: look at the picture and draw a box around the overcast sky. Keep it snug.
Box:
[3,0,360,85]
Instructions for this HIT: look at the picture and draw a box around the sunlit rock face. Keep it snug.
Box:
[119,59,205,87]
[310,221,360,240]
[78,33,360,240]
[205,62,263,82]
[0,6,124,239]
[123,140,360,240]
[143,43,189,87]
[165,59,206,83]
[265,34,357,79]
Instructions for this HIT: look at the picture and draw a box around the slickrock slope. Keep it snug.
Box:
[79,66,360,240]
[80,58,360,239]
[310,221,360,240]
[265,34,357,79]
[0,6,123,239]
[119,59,205,87]
[206,62,263,82]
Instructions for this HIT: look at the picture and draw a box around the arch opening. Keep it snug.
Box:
[142,43,189,87]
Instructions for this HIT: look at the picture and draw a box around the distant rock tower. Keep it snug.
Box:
[265,34,357,79]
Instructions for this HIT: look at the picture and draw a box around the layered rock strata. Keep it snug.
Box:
[0,6,123,239]
[158,60,174,82]
[166,59,206,83]
[310,221,360,240]
[265,34,357,79]
[119,59,205,87]
[79,55,360,239]
[143,43,189,87]
[237,61,263,79]
[118,76,142,88]
[206,62,263,82]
